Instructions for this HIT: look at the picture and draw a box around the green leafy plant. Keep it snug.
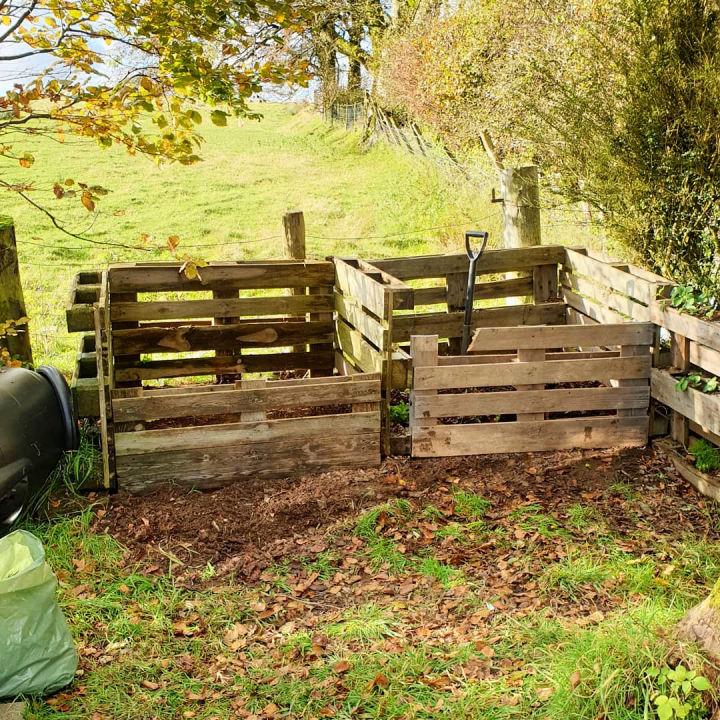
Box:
[389,402,410,426]
[669,285,718,319]
[675,374,719,393]
[647,664,711,720]
[689,439,720,474]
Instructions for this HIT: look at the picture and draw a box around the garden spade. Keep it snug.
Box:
[460,230,489,354]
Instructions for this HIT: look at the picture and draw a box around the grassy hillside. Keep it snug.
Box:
[4,103,491,371]
[3,103,596,372]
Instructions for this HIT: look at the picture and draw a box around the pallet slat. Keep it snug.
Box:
[112,319,334,354]
[651,368,720,437]
[115,411,380,455]
[413,276,534,306]
[564,249,655,304]
[112,377,381,423]
[468,322,654,352]
[334,258,388,317]
[392,303,565,343]
[414,355,650,390]
[114,350,335,382]
[413,386,650,419]
[110,294,334,322]
[560,270,651,321]
[412,416,648,457]
[117,433,380,493]
[371,246,567,280]
[108,261,334,292]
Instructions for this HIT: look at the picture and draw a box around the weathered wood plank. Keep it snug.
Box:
[333,258,388,317]
[564,249,655,304]
[437,350,620,366]
[410,335,438,430]
[353,258,414,310]
[112,319,334,354]
[335,318,383,373]
[414,355,650,390]
[413,386,650,419]
[562,288,629,324]
[689,341,720,376]
[413,276,534,306]
[114,350,335,382]
[650,304,720,350]
[560,270,650,321]
[107,261,334,292]
[533,264,559,304]
[117,433,381,493]
[371,246,566,280]
[334,291,387,347]
[468,322,653,353]
[112,377,381,423]
[651,367,720,438]
[617,345,649,418]
[655,438,720,503]
[110,294,334,322]
[516,348,545,421]
[412,416,648,457]
[392,303,566,343]
[116,410,380,455]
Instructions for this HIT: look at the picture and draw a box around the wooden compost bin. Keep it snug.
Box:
[332,245,667,457]
[94,261,382,493]
[650,304,720,500]
[409,323,654,457]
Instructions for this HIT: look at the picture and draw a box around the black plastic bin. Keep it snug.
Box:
[0,366,78,527]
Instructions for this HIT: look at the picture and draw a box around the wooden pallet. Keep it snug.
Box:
[409,323,654,458]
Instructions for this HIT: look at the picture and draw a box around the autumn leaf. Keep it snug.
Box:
[367,673,389,691]
[167,235,181,251]
[536,687,554,701]
[81,191,95,212]
[332,660,351,673]
[18,153,34,168]
[53,183,65,199]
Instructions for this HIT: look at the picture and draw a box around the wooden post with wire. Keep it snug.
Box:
[283,210,316,364]
[481,131,541,305]
[283,210,306,263]
[0,218,32,365]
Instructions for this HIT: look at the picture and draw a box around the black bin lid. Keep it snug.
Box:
[36,366,79,452]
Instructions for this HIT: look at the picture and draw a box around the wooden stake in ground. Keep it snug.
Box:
[283,210,308,358]
[0,218,32,365]
[481,132,541,305]
[283,210,306,262]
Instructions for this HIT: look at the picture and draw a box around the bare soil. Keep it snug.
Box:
[95,445,720,591]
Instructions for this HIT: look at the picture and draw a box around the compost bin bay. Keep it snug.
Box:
[87,246,720,498]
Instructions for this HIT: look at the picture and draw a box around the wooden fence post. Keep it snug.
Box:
[283,210,306,262]
[283,210,310,359]
[501,166,541,305]
[480,134,541,305]
[500,165,541,253]
[0,219,32,365]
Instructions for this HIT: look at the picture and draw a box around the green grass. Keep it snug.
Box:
[4,103,486,372]
[4,102,601,373]
[16,494,720,720]
[452,491,491,520]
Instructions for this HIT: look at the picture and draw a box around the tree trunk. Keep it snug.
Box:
[677,578,720,660]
